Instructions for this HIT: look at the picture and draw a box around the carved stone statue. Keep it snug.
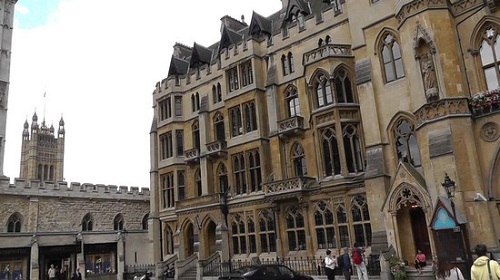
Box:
[420,53,439,102]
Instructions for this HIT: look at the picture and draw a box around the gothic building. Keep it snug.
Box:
[150,0,500,278]
[0,116,152,280]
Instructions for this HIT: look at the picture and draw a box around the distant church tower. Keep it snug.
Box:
[19,112,65,181]
[0,0,18,176]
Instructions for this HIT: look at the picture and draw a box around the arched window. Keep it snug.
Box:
[247,218,257,253]
[229,106,243,137]
[165,225,174,255]
[113,214,124,231]
[214,113,225,142]
[343,124,363,173]
[394,118,421,167]
[282,54,289,76]
[191,94,196,112]
[82,213,93,231]
[318,38,324,47]
[142,214,149,230]
[162,173,174,208]
[192,121,200,150]
[231,214,247,254]
[248,150,262,192]
[243,101,258,132]
[217,163,228,193]
[233,153,246,194]
[325,35,332,44]
[380,33,405,83]
[351,195,371,247]
[314,201,335,249]
[217,83,222,101]
[336,202,350,248]
[480,25,500,90]
[259,210,276,253]
[195,168,202,197]
[177,170,185,200]
[315,74,333,108]
[286,206,306,251]
[321,127,341,176]
[212,85,217,104]
[7,213,21,233]
[333,67,354,103]
[292,143,307,176]
[285,86,300,117]
[287,52,294,74]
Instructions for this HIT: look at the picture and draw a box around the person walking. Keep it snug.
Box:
[338,247,352,280]
[48,264,56,280]
[71,267,82,280]
[352,243,368,280]
[471,244,500,280]
[324,249,337,280]
[436,256,465,280]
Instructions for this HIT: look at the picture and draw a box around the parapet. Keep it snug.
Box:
[0,177,150,201]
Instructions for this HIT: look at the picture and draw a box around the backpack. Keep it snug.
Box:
[353,249,363,265]
[337,255,344,268]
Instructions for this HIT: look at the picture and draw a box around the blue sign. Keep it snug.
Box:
[433,208,456,229]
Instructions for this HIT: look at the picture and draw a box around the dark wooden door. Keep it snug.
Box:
[410,207,431,258]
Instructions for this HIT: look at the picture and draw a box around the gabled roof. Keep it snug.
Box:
[284,0,312,21]
[168,56,189,76]
[249,11,273,37]
[189,42,213,68]
[219,26,244,51]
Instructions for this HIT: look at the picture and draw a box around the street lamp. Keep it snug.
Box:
[441,173,458,231]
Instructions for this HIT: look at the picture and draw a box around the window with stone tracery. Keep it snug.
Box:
[335,201,350,248]
[162,173,174,208]
[231,214,247,254]
[259,210,276,253]
[164,225,174,255]
[285,86,301,117]
[314,201,335,249]
[113,214,124,231]
[292,142,307,176]
[7,213,21,233]
[394,118,421,167]
[286,205,306,251]
[380,33,405,83]
[479,26,500,90]
[82,213,93,232]
[351,195,371,247]
[248,218,257,253]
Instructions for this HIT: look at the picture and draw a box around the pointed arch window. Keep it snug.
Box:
[285,86,300,117]
[177,170,185,200]
[259,210,276,253]
[314,201,335,249]
[176,129,184,156]
[195,168,202,197]
[214,113,225,142]
[380,33,405,83]
[342,124,363,173]
[282,54,289,76]
[321,126,341,176]
[335,202,350,248]
[243,101,258,132]
[160,131,173,160]
[165,225,174,255]
[233,153,247,194]
[286,206,306,251]
[217,163,228,194]
[292,143,307,176]
[217,83,222,102]
[229,106,243,137]
[82,214,93,232]
[142,214,149,230]
[192,121,200,150]
[114,214,124,231]
[248,149,262,192]
[231,214,247,254]
[7,213,21,233]
[247,218,257,253]
[315,74,333,108]
[162,173,174,208]
[333,68,354,103]
[351,195,371,247]
[480,26,500,90]
[394,118,421,167]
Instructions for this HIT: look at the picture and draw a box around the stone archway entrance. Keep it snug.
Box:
[201,220,217,259]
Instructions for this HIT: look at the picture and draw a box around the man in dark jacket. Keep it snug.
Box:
[338,247,352,280]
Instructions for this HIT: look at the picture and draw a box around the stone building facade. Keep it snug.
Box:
[0,116,152,280]
[149,0,500,278]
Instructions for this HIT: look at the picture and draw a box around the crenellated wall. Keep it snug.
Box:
[0,176,150,200]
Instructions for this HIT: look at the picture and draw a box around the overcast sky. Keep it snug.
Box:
[5,0,282,188]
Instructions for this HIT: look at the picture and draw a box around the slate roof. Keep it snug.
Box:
[190,43,213,68]
[168,56,189,76]
[249,11,273,36]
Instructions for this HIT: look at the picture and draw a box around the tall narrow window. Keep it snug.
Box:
[248,150,262,192]
[233,153,247,195]
[292,143,307,176]
[228,67,239,92]
[165,226,174,254]
[286,206,306,251]
[287,52,294,74]
[231,214,247,254]
[159,132,173,160]
[316,74,333,108]
[217,163,228,193]
[162,173,174,208]
[241,60,253,87]
[217,83,222,101]
[480,26,500,90]
[321,127,341,176]
[159,97,171,120]
[192,121,200,150]
[285,86,300,117]
[259,210,276,253]
[343,124,363,173]
[282,55,289,76]
[335,202,350,248]
[314,201,335,249]
[177,171,185,200]
[82,214,93,232]
[214,113,225,142]
[394,118,421,167]
[113,214,124,231]
[142,214,149,230]
[248,218,257,253]
[381,33,405,83]
[230,106,243,137]
[174,96,183,116]
[195,168,202,197]
[7,213,21,233]
[176,130,184,156]
[333,68,354,103]
[244,101,258,132]
[351,195,371,247]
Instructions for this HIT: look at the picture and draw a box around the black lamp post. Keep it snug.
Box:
[441,173,458,231]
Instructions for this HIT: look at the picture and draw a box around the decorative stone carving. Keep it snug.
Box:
[480,122,500,142]
[413,22,436,55]
[420,53,439,102]
[414,98,470,128]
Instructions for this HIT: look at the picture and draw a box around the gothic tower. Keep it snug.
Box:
[19,112,65,181]
[0,0,18,176]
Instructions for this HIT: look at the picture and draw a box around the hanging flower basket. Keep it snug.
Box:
[469,88,500,115]
[389,255,407,280]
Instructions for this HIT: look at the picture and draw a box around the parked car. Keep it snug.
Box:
[218,264,314,280]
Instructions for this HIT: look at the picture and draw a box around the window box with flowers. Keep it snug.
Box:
[389,255,407,280]
[469,88,500,116]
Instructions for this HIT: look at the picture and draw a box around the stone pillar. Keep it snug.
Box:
[117,238,125,280]
[30,239,39,280]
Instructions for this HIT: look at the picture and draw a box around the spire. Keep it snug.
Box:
[58,116,65,137]
[22,119,29,139]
